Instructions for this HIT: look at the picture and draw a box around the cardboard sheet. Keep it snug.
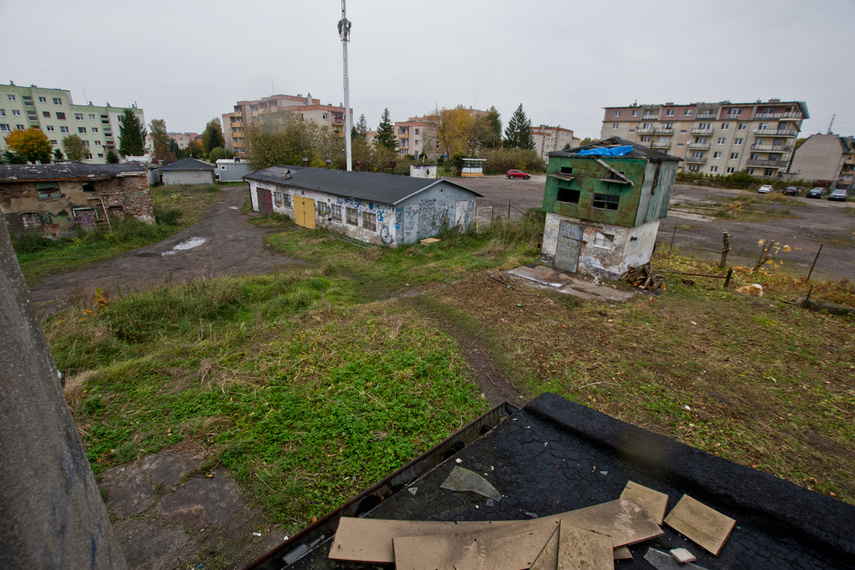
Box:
[620,481,669,525]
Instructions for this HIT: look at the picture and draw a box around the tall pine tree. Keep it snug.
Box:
[503,104,534,150]
[118,109,147,156]
[374,108,397,152]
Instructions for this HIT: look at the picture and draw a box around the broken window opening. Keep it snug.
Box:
[363,211,377,231]
[20,212,42,229]
[560,166,573,174]
[331,204,342,221]
[317,202,329,217]
[592,193,620,211]
[346,207,358,226]
[81,182,95,192]
[36,183,61,201]
[593,231,615,249]
[556,187,580,204]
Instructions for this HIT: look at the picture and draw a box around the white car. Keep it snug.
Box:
[758,184,773,194]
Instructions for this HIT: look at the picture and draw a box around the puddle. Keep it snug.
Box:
[229,206,239,210]
[232,237,247,241]
[162,237,207,256]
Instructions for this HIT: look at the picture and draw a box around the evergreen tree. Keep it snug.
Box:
[53,148,64,162]
[484,106,502,149]
[106,149,119,164]
[118,108,147,156]
[503,104,534,150]
[201,118,225,154]
[62,134,90,161]
[374,108,397,152]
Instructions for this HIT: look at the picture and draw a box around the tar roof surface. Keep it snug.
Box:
[244,165,481,205]
[550,136,681,163]
[0,162,145,181]
[159,158,216,171]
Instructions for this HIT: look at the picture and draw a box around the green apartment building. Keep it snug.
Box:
[0,82,146,164]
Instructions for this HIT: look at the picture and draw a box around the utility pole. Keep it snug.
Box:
[338,0,353,171]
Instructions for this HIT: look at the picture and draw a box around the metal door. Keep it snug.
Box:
[258,189,273,215]
[554,221,583,272]
[293,196,316,229]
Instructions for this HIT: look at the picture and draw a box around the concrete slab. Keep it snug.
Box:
[558,498,663,547]
[112,517,194,570]
[665,494,736,556]
[99,465,156,518]
[620,480,669,525]
[506,265,634,303]
[140,450,199,488]
[529,525,559,570]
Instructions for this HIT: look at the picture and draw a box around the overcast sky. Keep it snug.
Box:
[3,0,852,139]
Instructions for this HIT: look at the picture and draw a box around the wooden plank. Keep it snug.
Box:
[620,481,669,525]
[556,521,614,570]
[593,158,635,186]
[664,495,735,556]
[559,498,663,547]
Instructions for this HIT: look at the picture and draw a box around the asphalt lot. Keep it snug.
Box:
[462,175,854,281]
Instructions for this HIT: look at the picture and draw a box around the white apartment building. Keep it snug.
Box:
[394,116,439,159]
[0,82,146,163]
[222,93,352,158]
[531,125,579,162]
[600,99,808,177]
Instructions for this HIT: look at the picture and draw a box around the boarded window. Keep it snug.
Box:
[20,212,42,229]
[36,183,61,201]
[273,192,283,207]
[557,187,580,204]
[592,193,620,211]
[331,204,342,221]
[363,211,377,231]
[346,207,358,225]
[593,232,615,249]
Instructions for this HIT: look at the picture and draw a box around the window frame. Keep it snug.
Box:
[345,207,358,225]
[592,193,620,211]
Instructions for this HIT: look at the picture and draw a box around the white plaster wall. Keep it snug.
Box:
[162,171,214,185]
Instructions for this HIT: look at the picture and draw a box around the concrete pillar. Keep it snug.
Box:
[0,222,126,568]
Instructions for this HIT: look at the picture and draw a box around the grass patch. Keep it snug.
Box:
[15,184,222,285]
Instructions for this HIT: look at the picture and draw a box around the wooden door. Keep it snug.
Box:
[293,196,316,229]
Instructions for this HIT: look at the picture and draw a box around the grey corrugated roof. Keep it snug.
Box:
[243,165,481,205]
[550,136,682,162]
[159,158,216,171]
[0,162,146,181]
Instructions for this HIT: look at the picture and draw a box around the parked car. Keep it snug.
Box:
[828,189,848,202]
[506,169,531,180]
[783,186,799,196]
[806,187,825,199]
[758,184,773,194]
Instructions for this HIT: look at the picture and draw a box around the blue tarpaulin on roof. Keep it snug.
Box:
[578,145,633,157]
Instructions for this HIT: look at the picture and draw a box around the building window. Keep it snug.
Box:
[16,124,24,130]
[46,125,54,132]
[709,166,719,173]
[734,138,745,145]
[764,168,775,176]
[666,109,675,116]
[717,137,726,145]
[89,113,95,120]
[414,128,420,134]
[12,110,20,116]
[56,112,65,120]
[730,152,739,159]
[713,152,721,159]
[680,129,687,134]
[317,202,329,217]
[592,193,620,211]
[50,140,57,144]
[747,168,755,175]
[74,113,84,121]
[42,111,50,118]
[92,127,98,133]
[698,122,710,129]
[83,140,90,147]
[593,232,615,249]
[78,127,87,134]
[346,207,358,225]
[37,96,46,103]
[738,123,747,130]
[20,213,42,229]
[36,184,61,201]
[273,192,283,207]
[729,109,742,117]
[7,94,15,101]
[331,204,342,221]
[0,124,9,132]
[640,136,652,143]
[557,187,580,204]
[726,167,735,174]
[613,110,621,117]
[94,140,100,146]
[97,153,104,158]
[684,109,693,116]
[82,182,95,192]
[363,211,377,231]
[0,110,4,117]
[688,164,700,172]
[60,126,69,133]
[612,123,619,129]
[53,97,62,105]
[631,110,638,117]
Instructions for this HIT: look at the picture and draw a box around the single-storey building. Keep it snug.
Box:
[216,158,252,182]
[540,137,680,280]
[0,163,154,238]
[160,158,216,185]
[244,165,482,246]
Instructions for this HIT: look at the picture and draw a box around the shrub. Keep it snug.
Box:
[154,207,183,226]
[11,232,56,254]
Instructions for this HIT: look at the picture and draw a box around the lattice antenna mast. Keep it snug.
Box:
[338,1,353,171]
[827,114,835,135]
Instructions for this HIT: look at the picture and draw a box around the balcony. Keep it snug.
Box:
[750,143,792,152]
[688,142,710,150]
[753,129,798,137]
[746,159,788,168]
[641,114,658,120]
[654,128,674,135]
[696,112,717,119]
[685,156,707,164]
[651,141,672,149]
[691,128,713,135]
[753,111,803,121]
[230,122,243,128]
[636,128,655,135]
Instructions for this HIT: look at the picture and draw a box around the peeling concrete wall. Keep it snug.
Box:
[162,170,214,185]
[541,212,660,280]
[1,173,154,238]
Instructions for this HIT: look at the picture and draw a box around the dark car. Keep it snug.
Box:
[783,186,799,196]
[828,189,848,201]
[806,187,825,199]
[506,169,531,180]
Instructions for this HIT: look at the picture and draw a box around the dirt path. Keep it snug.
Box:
[30,185,300,315]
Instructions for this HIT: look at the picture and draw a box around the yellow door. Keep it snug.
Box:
[293,196,316,229]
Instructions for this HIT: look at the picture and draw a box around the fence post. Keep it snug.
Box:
[668,227,677,256]
[806,244,823,282]
[723,268,733,289]
[719,231,730,268]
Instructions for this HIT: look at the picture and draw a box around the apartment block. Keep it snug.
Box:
[0,82,146,163]
[168,132,198,149]
[222,93,352,158]
[600,99,808,178]
[394,116,439,159]
[789,134,855,189]
[531,125,579,162]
